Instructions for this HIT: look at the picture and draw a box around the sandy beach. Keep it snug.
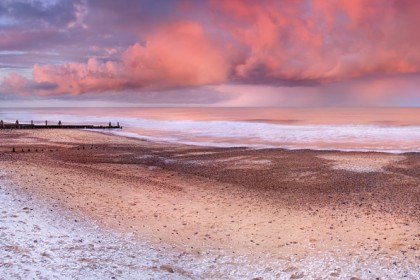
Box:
[0,129,419,279]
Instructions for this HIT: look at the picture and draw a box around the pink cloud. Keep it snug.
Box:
[2,72,29,93]
[212,0,420,83]
[8,21,229,95]
[2,0,420,101]
[122,21,230,89]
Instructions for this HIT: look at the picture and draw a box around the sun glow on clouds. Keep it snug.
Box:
[1,0,420,106]
[7,21,228,96]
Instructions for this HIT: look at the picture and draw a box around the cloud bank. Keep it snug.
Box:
[1,0,420,106]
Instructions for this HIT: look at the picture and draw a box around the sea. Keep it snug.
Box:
[1,107,420,153]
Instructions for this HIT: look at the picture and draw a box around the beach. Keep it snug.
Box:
[3,0,420,278]
[0,129,419,279]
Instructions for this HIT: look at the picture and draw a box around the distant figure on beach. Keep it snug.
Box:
[109,122,112,127]
[16,120,19,125]
[58,120,62,126]
[46,120,48,126]
[0,120,3,127]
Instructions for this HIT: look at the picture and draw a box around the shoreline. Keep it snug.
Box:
[1,129,419,279]
[96,128,420,155]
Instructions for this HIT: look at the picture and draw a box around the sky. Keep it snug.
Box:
[0,0,420,107]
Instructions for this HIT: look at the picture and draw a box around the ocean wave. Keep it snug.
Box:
[2,110,420,153]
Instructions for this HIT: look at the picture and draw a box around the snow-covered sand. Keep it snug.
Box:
[2,171,418,280]
[0,170,313,280]
[0,170,177,279]
[2,172,418,280]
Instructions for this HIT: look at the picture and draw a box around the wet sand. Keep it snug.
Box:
[0,130,419,279]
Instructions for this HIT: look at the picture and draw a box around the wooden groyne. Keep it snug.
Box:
[0,120,122,130]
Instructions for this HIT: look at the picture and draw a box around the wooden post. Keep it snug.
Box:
[109,122,112,127]
[46,120,48,126]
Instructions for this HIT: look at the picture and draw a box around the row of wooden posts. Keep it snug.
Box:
[0,120,121,129]
[11,144,99,153]
[11,145,101,153]
[12,147,50,153]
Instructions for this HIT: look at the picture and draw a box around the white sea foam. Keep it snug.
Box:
[1,110,420,153]
[103,118,420,153]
